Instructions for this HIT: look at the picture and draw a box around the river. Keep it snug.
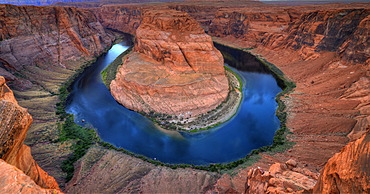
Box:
[66,39,282,165]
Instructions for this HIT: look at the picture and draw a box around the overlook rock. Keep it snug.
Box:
[111,9,229,117]
[313,130,370,193]
[0,76,60,190]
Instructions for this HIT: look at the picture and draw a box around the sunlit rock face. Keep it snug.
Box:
[111,9,229,117]
[313,130,370,193]
[0,76,60,190]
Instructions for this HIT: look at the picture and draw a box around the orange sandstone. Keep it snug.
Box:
[111,9,228,117]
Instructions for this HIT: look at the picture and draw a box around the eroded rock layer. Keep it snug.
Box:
[0,159,60,193]
[0,76,60,190]
[111,9,228,117]
[313,130,370,193]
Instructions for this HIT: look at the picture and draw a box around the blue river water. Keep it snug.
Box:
[66,40,282,165]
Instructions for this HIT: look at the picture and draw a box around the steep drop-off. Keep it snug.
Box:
[0,76,60,190]
[0,159,60,193]
[0,4,116,186]
[313,130,370,193]
[110,9,229,118]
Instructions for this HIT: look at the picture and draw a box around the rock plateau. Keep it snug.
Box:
[111,9,229,118]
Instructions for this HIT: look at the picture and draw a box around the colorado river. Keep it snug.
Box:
[66,39,282,165]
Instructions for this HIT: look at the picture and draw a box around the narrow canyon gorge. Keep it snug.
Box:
[0,0,369,193]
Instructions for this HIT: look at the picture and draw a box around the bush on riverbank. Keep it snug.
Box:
[55,55,103,181]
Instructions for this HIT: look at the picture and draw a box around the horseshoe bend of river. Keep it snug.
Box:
[66,40,282,165]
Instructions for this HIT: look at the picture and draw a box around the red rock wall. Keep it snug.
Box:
[0,4,115,91]
[0,76,60,190]
[313,130,370,193]
[0,159,61,193]
[91,5,143,35]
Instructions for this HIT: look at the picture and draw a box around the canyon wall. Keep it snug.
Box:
[208,5,370,65]
[313,130,370,193]
[0,76,60,190]
[91,5,144,35]
[0,1,368,193]
[0,4,116,186]
[0,0,98,6]
[110,9,229,117]
[0,159,60,193]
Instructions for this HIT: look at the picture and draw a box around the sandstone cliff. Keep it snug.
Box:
[0,159,60,193]
[91,5,144,35]
[0,4,114,92]
[313,130,370,193]
[110,9,229,117]
[0,76,60,190]
[0,4,116,186]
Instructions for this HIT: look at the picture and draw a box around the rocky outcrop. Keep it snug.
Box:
[313,130,370,193]
[0,159,60,193]
[65,146,219,193]
[0,76,60,190]
[110,9,228,117]
[244,159,318,193]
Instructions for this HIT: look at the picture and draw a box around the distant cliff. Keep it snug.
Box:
[0,0,98,6]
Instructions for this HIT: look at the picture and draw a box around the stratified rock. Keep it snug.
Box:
[0,76,60,190]
[111,9,228,117]
[0,159,60,193]
[92,5,143,35]
[0,4,115,92]
[313,130,370,193]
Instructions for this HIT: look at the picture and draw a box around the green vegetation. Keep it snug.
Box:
[56,58,101,181]
[101,47,133,87]
[55,42,117,181]
[224,65,243,90]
